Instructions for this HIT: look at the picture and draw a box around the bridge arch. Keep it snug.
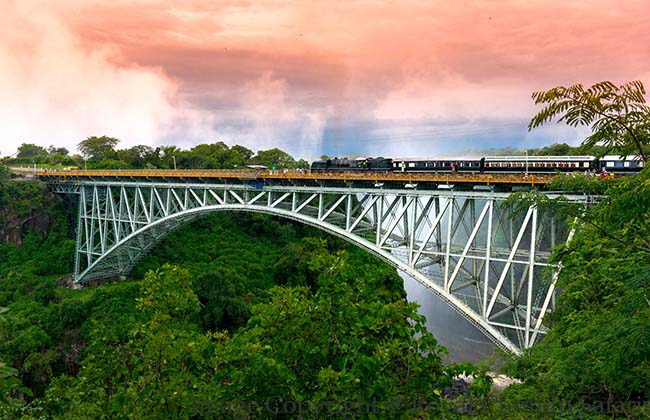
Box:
[58,180,585,354]
[81,203,520,353]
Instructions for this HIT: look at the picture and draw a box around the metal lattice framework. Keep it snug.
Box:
[48,179,589,354]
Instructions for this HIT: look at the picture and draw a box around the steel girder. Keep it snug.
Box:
[67,181,587,354]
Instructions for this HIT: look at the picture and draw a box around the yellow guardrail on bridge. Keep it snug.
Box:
[36,169,558,186]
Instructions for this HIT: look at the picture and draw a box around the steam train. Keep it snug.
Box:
[310,155,645,175]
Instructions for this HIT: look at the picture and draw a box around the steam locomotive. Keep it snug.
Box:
[310,155,645,175]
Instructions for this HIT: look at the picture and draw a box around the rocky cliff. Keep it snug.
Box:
[0,181,72,245]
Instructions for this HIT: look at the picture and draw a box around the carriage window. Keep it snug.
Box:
[408,162,415,167]
[606,162,614,167]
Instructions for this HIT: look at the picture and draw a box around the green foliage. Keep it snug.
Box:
[77,135,120,161]
[0,360,30,412]
[41,266,209,419]
[529,80,650,161]
[250,147,297,169]
[16,137,304,170]
[87,157,128,169]
[546,172,620,195]
[203,249,458,419]
[41,250,457,419]
[534,142,573,156]
[525,142,609,159]
[184,142,232,168]
[17,143,48,161]
[47,146,69,157]
[0,307,33,410]
[0,180,49,217]
[0,163,11,180]
[0,182,75,286]
[136,264,200,323]
[116,144,157,168]
[193,270,252,331]
[231,144,254,162]
[504,167,650,417]
[273,237,331,287]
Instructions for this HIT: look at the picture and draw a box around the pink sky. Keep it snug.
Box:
[2,0,649,158]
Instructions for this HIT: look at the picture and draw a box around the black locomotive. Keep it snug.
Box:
[311,157,393,172]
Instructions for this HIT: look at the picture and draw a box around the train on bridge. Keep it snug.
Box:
[311,155,645,175]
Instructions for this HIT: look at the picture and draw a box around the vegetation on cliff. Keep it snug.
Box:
[494,167,650,419]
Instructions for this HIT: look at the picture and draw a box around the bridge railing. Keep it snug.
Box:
[37,168,557,185]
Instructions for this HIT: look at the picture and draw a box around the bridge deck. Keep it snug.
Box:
[37,169,556,186]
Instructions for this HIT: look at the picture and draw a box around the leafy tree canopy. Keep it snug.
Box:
[503,166,650,418]
[116,145,157,168]
[529,80,650,161]
[47,146,69,156]
[0,163,11,180]
[17,143,48,160]
[251,148,296,169]
[77,136,120,161]
[231,144,254,162]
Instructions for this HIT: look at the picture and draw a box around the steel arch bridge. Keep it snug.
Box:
[41,172,588,354]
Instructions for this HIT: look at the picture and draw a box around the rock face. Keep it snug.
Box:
[0,181,70,245]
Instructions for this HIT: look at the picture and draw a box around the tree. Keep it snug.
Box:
[187,142,230,168]
[208,250,456,419]
[0,163,11,180]
[44,146,72,166]
[17,143,48,160]
[47,146,69,156]
[117,145,155,168]
[46,265,208,419]
[534,142,572,156]
[231,144,254,162]
[160,145,181,169]
[528,80,650,161]
[77,136,120,161]
[251,148,296,169]
[504,165,650,417]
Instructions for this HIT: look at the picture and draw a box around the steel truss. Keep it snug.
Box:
[58,180,588,354]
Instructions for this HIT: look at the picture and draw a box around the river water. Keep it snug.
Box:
[401,273,497,364]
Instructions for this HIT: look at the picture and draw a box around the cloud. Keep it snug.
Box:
[204,72,333,158]
[0,1,184,156]
[1,0,648,158]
